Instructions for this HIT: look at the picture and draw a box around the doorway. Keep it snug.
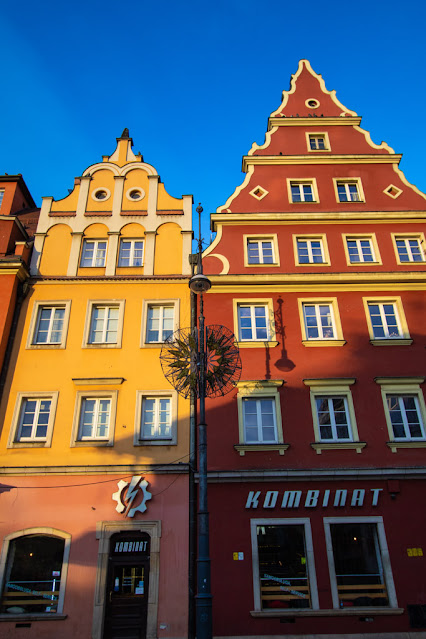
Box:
[103,532,150,639]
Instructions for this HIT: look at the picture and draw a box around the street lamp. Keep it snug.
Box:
[189,204,212,639]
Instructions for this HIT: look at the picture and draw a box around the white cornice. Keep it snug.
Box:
[242,154,401,171]
[268,116,362,128]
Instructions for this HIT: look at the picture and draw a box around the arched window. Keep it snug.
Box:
[0,530,70,615]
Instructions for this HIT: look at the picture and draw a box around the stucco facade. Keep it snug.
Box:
[0,131,192,639]
[202,60,426,638]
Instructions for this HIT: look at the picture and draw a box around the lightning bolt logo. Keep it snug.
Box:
[112,476,152,518]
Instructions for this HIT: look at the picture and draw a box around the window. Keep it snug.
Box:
[134,390,178,445]
[0,190,4,209]
[294,235,329,265]
[89,306,119,344]
[146,305,174,343]
[80,239,107,267]
[343,234,381,265]
[242,398,277,443]
[333,179,364,203]
[27,301,71,349]
[363,297,411,344]
[305,378,364,453]
[288,181,317,203]
[391,234,425,264]
[0,530,71,615]
[235,380,287,455]
[233,300,277,347]
[251,519,319,612]
[324,518,397,609]
[141,300,179,347]
[79,397,111,440]
[298,299,345,346]
[244,235,279,266]
[8,392,58,448]
[118,239,144,267]
[376,377,426,450]
[83,300,125,348]
[306,132,330,151]
[71,391,118,446]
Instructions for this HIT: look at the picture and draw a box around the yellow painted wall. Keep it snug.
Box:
[121,169,149,212]
[50,185,80,212]
[86,169,115,212]
[0,280,191,468]
[154,223,183,275]
[38,224,72,276]
[157,183,183,210]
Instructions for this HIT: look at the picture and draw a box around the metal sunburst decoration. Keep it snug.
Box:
[160,324,241,399]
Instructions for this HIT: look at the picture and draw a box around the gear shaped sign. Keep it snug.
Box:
[112,475,152,518]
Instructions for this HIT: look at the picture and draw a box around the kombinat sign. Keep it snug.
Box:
[245,488,384,510]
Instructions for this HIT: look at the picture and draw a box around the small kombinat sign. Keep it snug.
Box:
[111,537,150,556]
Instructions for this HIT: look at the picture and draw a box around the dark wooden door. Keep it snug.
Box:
[103,533,150,639]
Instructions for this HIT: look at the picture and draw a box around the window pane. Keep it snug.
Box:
[1,535,65,613]
[257,525,311,609]
[330,523,388,607]
[248,241,260,263]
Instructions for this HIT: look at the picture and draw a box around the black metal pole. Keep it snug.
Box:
[195,289,212,639]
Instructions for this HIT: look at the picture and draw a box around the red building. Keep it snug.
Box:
[202,60,426,638]
[0,174,38,374]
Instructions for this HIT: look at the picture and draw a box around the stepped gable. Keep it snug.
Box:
[216,60,426,214]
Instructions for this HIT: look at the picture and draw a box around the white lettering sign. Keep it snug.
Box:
[245,487,383,509]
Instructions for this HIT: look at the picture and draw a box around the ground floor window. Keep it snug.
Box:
[0,531,70,615]
[251,518,318,611]
[324,517,397,609]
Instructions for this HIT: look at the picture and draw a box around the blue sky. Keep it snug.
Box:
[1,0,425,247]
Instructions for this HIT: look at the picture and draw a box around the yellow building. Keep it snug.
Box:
[0,130,193,639]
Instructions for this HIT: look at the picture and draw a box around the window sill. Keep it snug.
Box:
[387,440,426,452]
[82,343,121,349]
[234,444,289,456]
[237,341,279,349]
[26,344,65,350]
[302,340,346,348]
[8,442,50,449]
[370,339,412,346]
[0,614,67,622]
[251,607,404,618]
[296,262,330,267]
[72,440,113,447]
[135,439,176,446]
[246,263,280,268]
[311,442,366,454]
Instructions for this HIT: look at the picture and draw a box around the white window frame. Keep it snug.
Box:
[342,234,381,266]
[305,132,330,152]
[0,190,4,209]
[0,528,71,616]
[83,300,125,348]
[235,381,287,455]
[324,516,398,610]
[134,390,178,445]
[71,390,117,447]
[233,300,277,347]
[8,391,59,449]
[141,299,179,347]
[298,298,345,346]
[26,301,71,349]
[250,518,319,612]
[80,239,108,267]
[363,297,411,345]
[118,238,145,267]
[304,378,365,454]
[375,377,426,451]
[244,234,279,267]
[287,179,319,203]
[332,178,365,203]
[391,233,426,265]
[293,235,330,266]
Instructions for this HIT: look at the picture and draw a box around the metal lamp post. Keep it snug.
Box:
[189,205,212,639]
